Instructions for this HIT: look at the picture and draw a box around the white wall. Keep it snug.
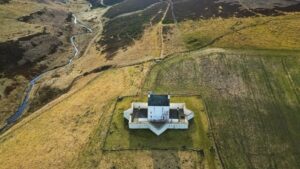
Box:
[132,102,148,109]
[138,118,148,122]
[148,106,170,121]
[128,122,188,131]
[129,123,148,129]
[167,123,188,129]
[124,108,132,120]
[170,103,185,109]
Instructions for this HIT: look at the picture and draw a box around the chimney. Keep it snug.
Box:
[148,91,153,98]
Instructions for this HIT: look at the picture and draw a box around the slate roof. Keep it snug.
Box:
[148,94,170,106]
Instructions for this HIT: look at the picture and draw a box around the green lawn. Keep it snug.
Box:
[104,96,213,150]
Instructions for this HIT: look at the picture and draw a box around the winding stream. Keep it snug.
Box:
[0,14,93,131]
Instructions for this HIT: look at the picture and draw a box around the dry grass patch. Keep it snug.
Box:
[99,148,217,169]
[96,150,212,169]
[180,17,242,50]
[99,150,154,169]
[162,24,186,56]
[0,63,151,169]
[214,14,300,49]
[74,24,162,74]
[0,0,56,42]
[109,25,162,66]
[179,13,300,50]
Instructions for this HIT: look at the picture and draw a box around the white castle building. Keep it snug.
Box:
[124,93,194,135]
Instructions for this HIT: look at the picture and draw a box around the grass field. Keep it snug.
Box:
[144,49,300,169]
[0,0,44,42]
[1,1,300,169]
[179,13,300,51]
[72,95,221,169]
[0,63,151,169]
[104,96,211,150]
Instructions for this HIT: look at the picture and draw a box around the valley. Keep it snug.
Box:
[0,0,299,169]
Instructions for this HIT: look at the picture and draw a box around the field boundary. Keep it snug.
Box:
[100,94,225,169]
[101,97,120,150]
[281,57,300,104]
[202,97,226,169]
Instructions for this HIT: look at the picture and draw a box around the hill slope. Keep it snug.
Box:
[0,0,300,169]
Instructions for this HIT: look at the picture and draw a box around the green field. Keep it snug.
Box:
[71,96,221,169]
[104,96,211,150]
[102,95,220,169]
[144,49,300,169]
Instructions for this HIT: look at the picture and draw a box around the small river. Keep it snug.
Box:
[0,12,93,132]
